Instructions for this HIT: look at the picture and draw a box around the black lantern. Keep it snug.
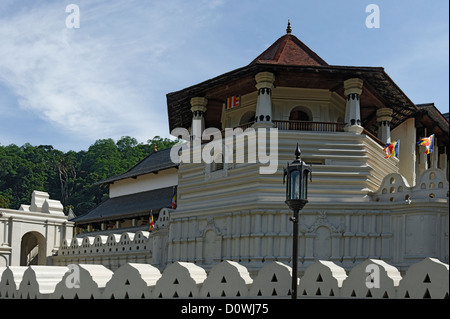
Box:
[284,144,312,210]
[283,143,312,299]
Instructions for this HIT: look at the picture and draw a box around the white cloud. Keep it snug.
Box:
[0,0,227,147]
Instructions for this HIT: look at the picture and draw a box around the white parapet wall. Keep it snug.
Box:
[102,263,161,299]
[17,266,69,299]
[1,257,448,299]
[0,190,74,267]
[0,266,27,299]
[52,264,114,299]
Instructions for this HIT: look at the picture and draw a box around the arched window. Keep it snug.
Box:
[289,106,312,130]
[240,111,256,125]
[289,110,310,121]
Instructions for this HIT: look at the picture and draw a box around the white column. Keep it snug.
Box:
[376,108,393,144]
[343,78,364,134]
[253,72,275,129]
[190,97,208,140]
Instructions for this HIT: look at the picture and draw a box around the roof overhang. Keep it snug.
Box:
[94,148,178,186]
[166,62,419,134]
[415,103,449,154]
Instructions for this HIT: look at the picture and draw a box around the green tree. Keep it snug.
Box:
[0,135,178,215]
[147,135,178,152]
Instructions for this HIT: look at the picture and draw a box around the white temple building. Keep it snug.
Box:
[2,25,448,277]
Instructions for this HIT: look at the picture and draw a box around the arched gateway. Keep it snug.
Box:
[0,191,74,267]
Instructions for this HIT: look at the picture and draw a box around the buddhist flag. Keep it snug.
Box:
[225,95,240,110]
[384,140,400,158]
[149,211,155,231]
[171,186,177,209]
[417,134,434,154]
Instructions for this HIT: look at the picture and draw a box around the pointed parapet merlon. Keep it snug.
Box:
[152,261,207,298]
[52,264,114,299]
[249,261,295,298]
[397,257,449,299]
[102,263,162,299]
[340,259,402,298]
[298,260,348,297]
[200,260,253,298]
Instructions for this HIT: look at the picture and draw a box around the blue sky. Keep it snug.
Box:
[0,0,448,152]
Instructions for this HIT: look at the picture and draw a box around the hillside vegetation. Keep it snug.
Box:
[0,136,177,217]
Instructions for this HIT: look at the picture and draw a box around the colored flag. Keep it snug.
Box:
[172,186,177,209]
[384,140,400,158]
[149,211,155,231]
[225,95,240,110]
[416,134,434,154]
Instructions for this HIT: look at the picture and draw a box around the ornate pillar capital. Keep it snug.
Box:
[344,78,363,96]
[376,107,393,123]
[190,97,208,114]
[255,72,275,90]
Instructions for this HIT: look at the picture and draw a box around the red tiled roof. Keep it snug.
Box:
[250,33,328,66]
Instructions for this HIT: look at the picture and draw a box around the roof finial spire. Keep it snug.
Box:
[286,19,292,34]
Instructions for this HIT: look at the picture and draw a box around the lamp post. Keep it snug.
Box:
[283,144,312,299]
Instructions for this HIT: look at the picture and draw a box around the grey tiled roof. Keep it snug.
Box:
[96,147,177,185]
[73,186,174,223]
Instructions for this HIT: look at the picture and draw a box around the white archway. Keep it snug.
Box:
[0,191,74,266]
[20,231,46,266]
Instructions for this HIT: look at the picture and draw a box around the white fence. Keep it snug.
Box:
[0,258,448,299]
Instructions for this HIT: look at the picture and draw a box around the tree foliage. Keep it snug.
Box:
[0,136,177,217]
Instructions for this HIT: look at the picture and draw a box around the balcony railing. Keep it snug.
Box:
[211,121,383,146]
[230,120,345,132]
[273,120,345,132]
[362,128,385,147]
